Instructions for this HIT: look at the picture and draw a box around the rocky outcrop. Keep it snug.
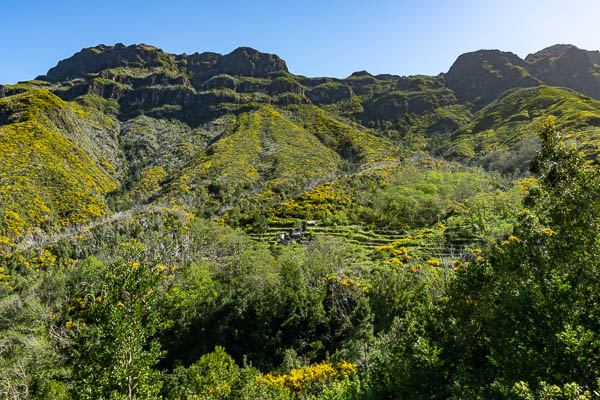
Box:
[216,47,288,77]
[236,79,269,94]
[555,46,595,76]
[526,45,600,99]
[268,77,304,95]
[375,74,402,81]
[528,46,594,79]
[185,52,222,74]
[121,86,196,109]
[128,72,190,88]
[54,80,131,101]
[43,43,179,82]
[526,44,600,67]
[364,89,457,121]
[525,44,575,64]
[274,93,311,106]
[308,83,353,104]
[445,50,541,107]
[397,75,445,91]
[204,74,237,90]
[344,73,380,95]
[348,70,372,78]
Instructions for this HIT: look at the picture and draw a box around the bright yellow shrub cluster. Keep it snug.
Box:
[126,166,167,199]
[327,273,362,288]
[515,177,538,192]
[373,244,412,263]
[257,361,356,394]
[278,181,353,219]
[0,265,11,286]
[0,89,117,240]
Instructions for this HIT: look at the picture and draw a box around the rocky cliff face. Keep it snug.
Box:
[590,51,600,66]
[30,44,294,124]
[22,42,600,128]
[216,46,288,77]
[525,45,600,99]
[43,43,177,82]
[443,45,600,108]
[2,42,600,241]
[444,50,541,107]
[42,44,288,82]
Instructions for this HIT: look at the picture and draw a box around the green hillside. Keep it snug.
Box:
[0,90,118,244]
[3,43,600,399]
[445,86,600,172]
[2,43,600,246]
[164,106,342,209]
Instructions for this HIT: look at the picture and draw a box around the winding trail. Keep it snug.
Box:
[15,205,167,252]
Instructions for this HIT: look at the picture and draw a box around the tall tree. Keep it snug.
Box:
[66,248,164,399]
[442,118,600,396]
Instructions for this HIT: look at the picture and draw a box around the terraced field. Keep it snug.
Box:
[248,220,483,264]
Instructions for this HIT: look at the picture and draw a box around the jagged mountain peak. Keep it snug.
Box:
[525,44,578,63]
[524,44,600,99]
[554,46,595,74]
[451,48,525,63]
[526,44,594,71]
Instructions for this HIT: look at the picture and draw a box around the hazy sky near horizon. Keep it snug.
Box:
[1,0,598,84]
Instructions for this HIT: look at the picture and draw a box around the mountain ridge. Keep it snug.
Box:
[1,42,600,243]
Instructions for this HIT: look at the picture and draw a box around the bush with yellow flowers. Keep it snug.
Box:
[257,361,357,395]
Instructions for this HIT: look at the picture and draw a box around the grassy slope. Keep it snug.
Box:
[0,90,119,243]
[160,104,404,219]
[163,106,343,210]
[444,86,600,161]
[4,71,600,249]
[284,104,401,165]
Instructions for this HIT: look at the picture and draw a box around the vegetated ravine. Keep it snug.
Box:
[1,43,600,399]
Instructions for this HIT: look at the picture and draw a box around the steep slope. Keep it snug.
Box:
[442,45,600,111]
[283,104,399,164]
[0,90,119,241]
[2,42,600,241]
[444,50,541,107]
[525,45,600,99]
[162,105,400,219]
[444,86,600,172]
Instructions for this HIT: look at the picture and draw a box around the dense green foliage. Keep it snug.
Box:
[446,86,600,171]
[366,120,600,399]
[66,252,164,399]
[2,121,586,399]
[2,42,600,399]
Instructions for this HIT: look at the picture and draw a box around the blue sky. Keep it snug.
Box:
[1,0,598,84]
